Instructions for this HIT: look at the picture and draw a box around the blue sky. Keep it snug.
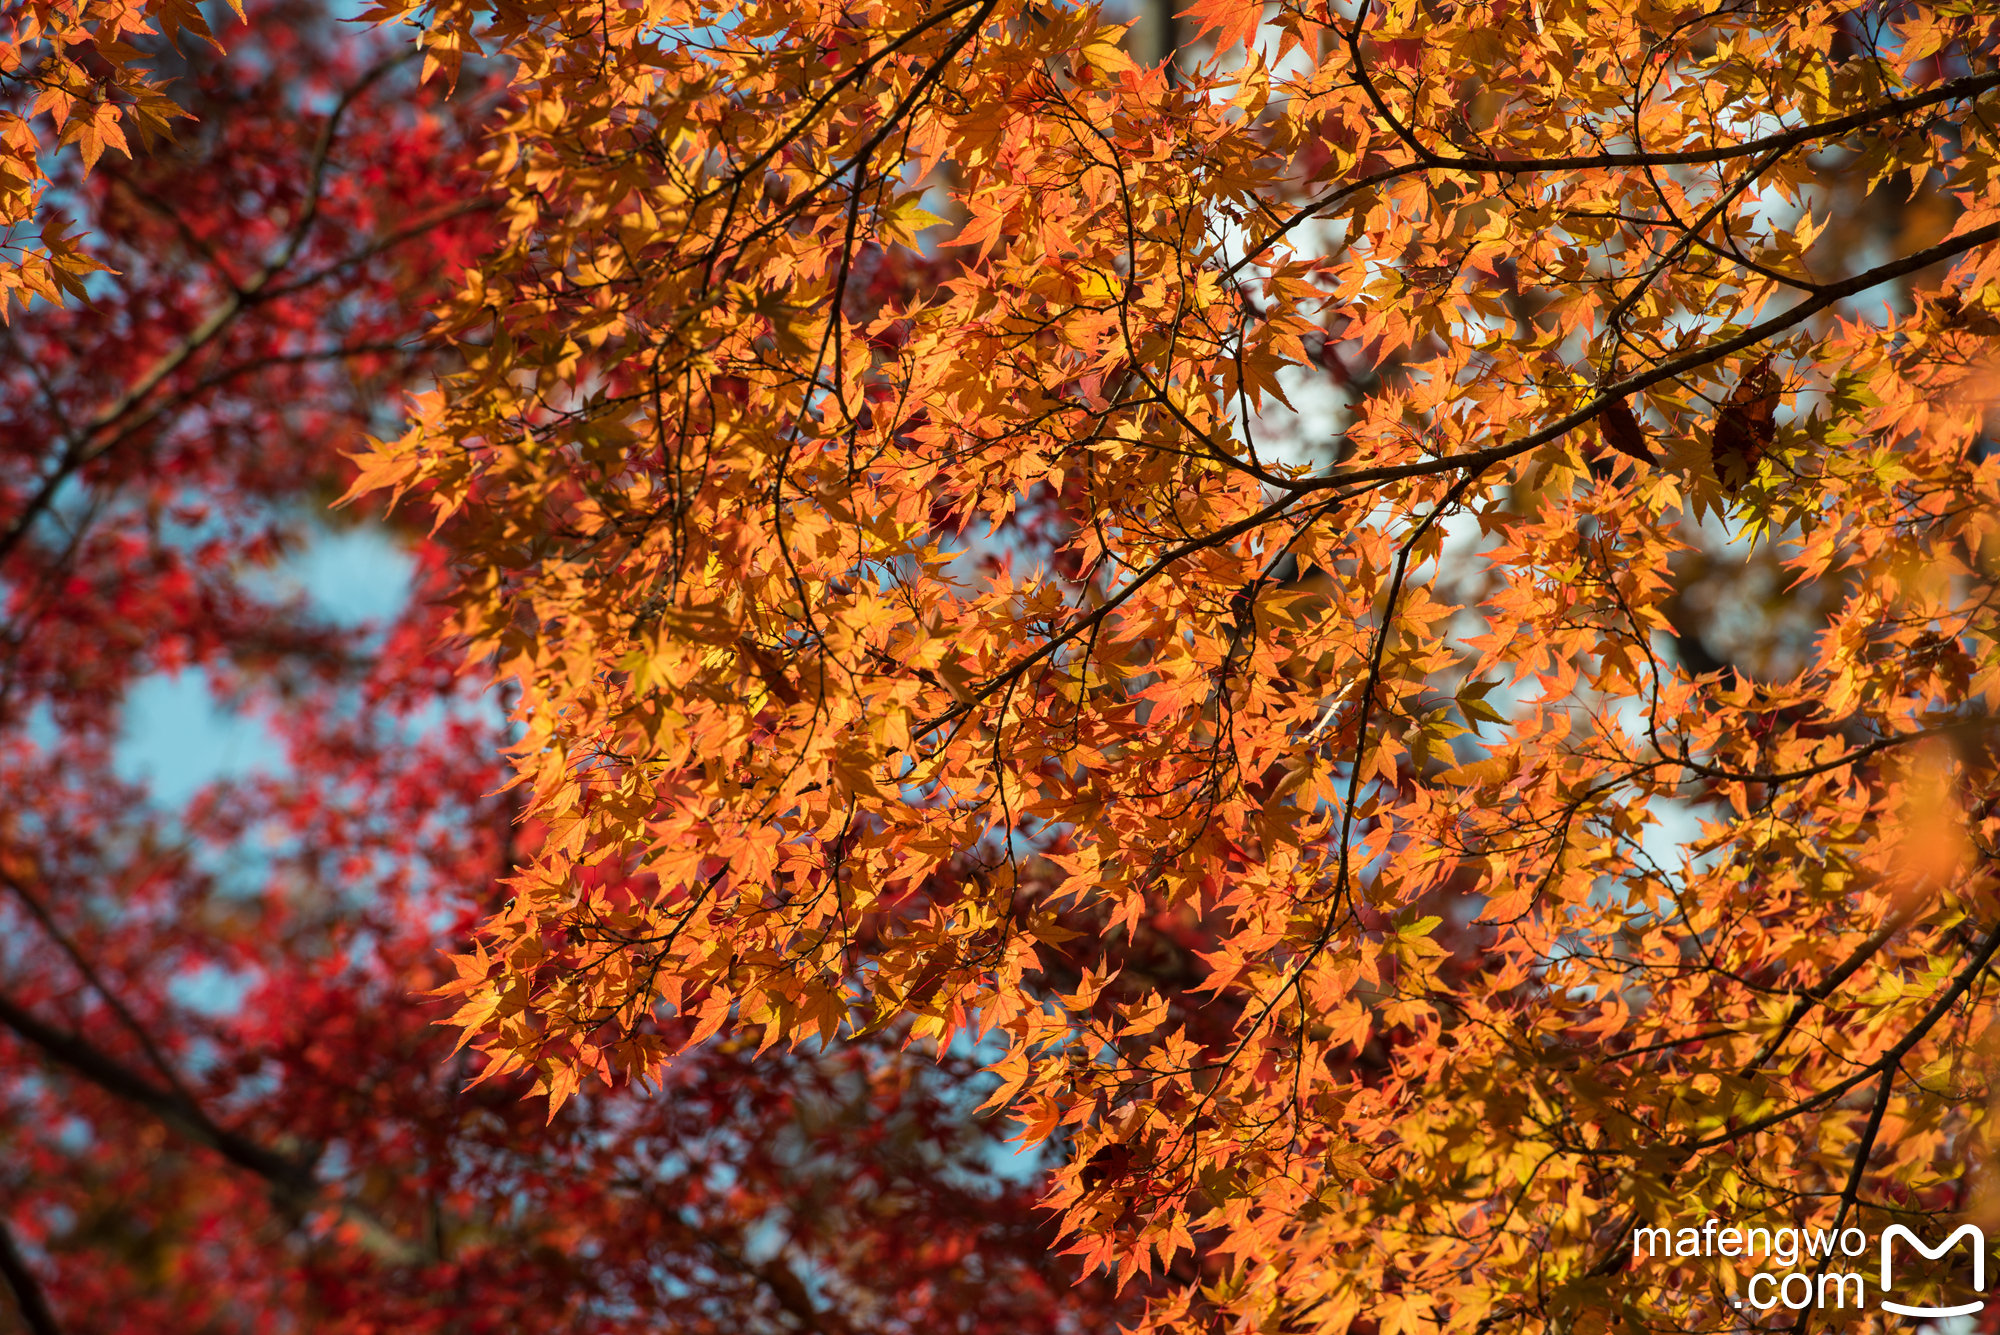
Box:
[115,522,414,805]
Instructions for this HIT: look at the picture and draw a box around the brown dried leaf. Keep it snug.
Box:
[1598,397,1655,465]
[1712,356,1779,495]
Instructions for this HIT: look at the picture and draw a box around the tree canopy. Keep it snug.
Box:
[0,5,1110,1331]
[11,0,2000,1331]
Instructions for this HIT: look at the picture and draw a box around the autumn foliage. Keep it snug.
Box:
[0,5,1108,1332]
[13,0,2000,1330]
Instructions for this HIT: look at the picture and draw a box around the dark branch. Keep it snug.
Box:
[0,1217,60,1335]
[0,990,314,1196]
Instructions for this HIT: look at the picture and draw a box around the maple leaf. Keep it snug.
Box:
[1711,357,1781,495]
[1598,396,1655,465]
[320,0,2000,1330]
[1179,0,1262,55]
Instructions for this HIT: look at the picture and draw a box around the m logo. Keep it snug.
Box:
[1880,1224,1987,1319]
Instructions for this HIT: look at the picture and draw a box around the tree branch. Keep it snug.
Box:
[0,1216,59,1335]
[1660,918,2000,1154]
[1738,902,1923,1079]
[0,989,313,1195]
[1232,68,2000,278]
[1,872,199,1108]
[1290,217,2000,496]
[0,989,425,1263]
[0,52,415,569]
[916,221,2000,741]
